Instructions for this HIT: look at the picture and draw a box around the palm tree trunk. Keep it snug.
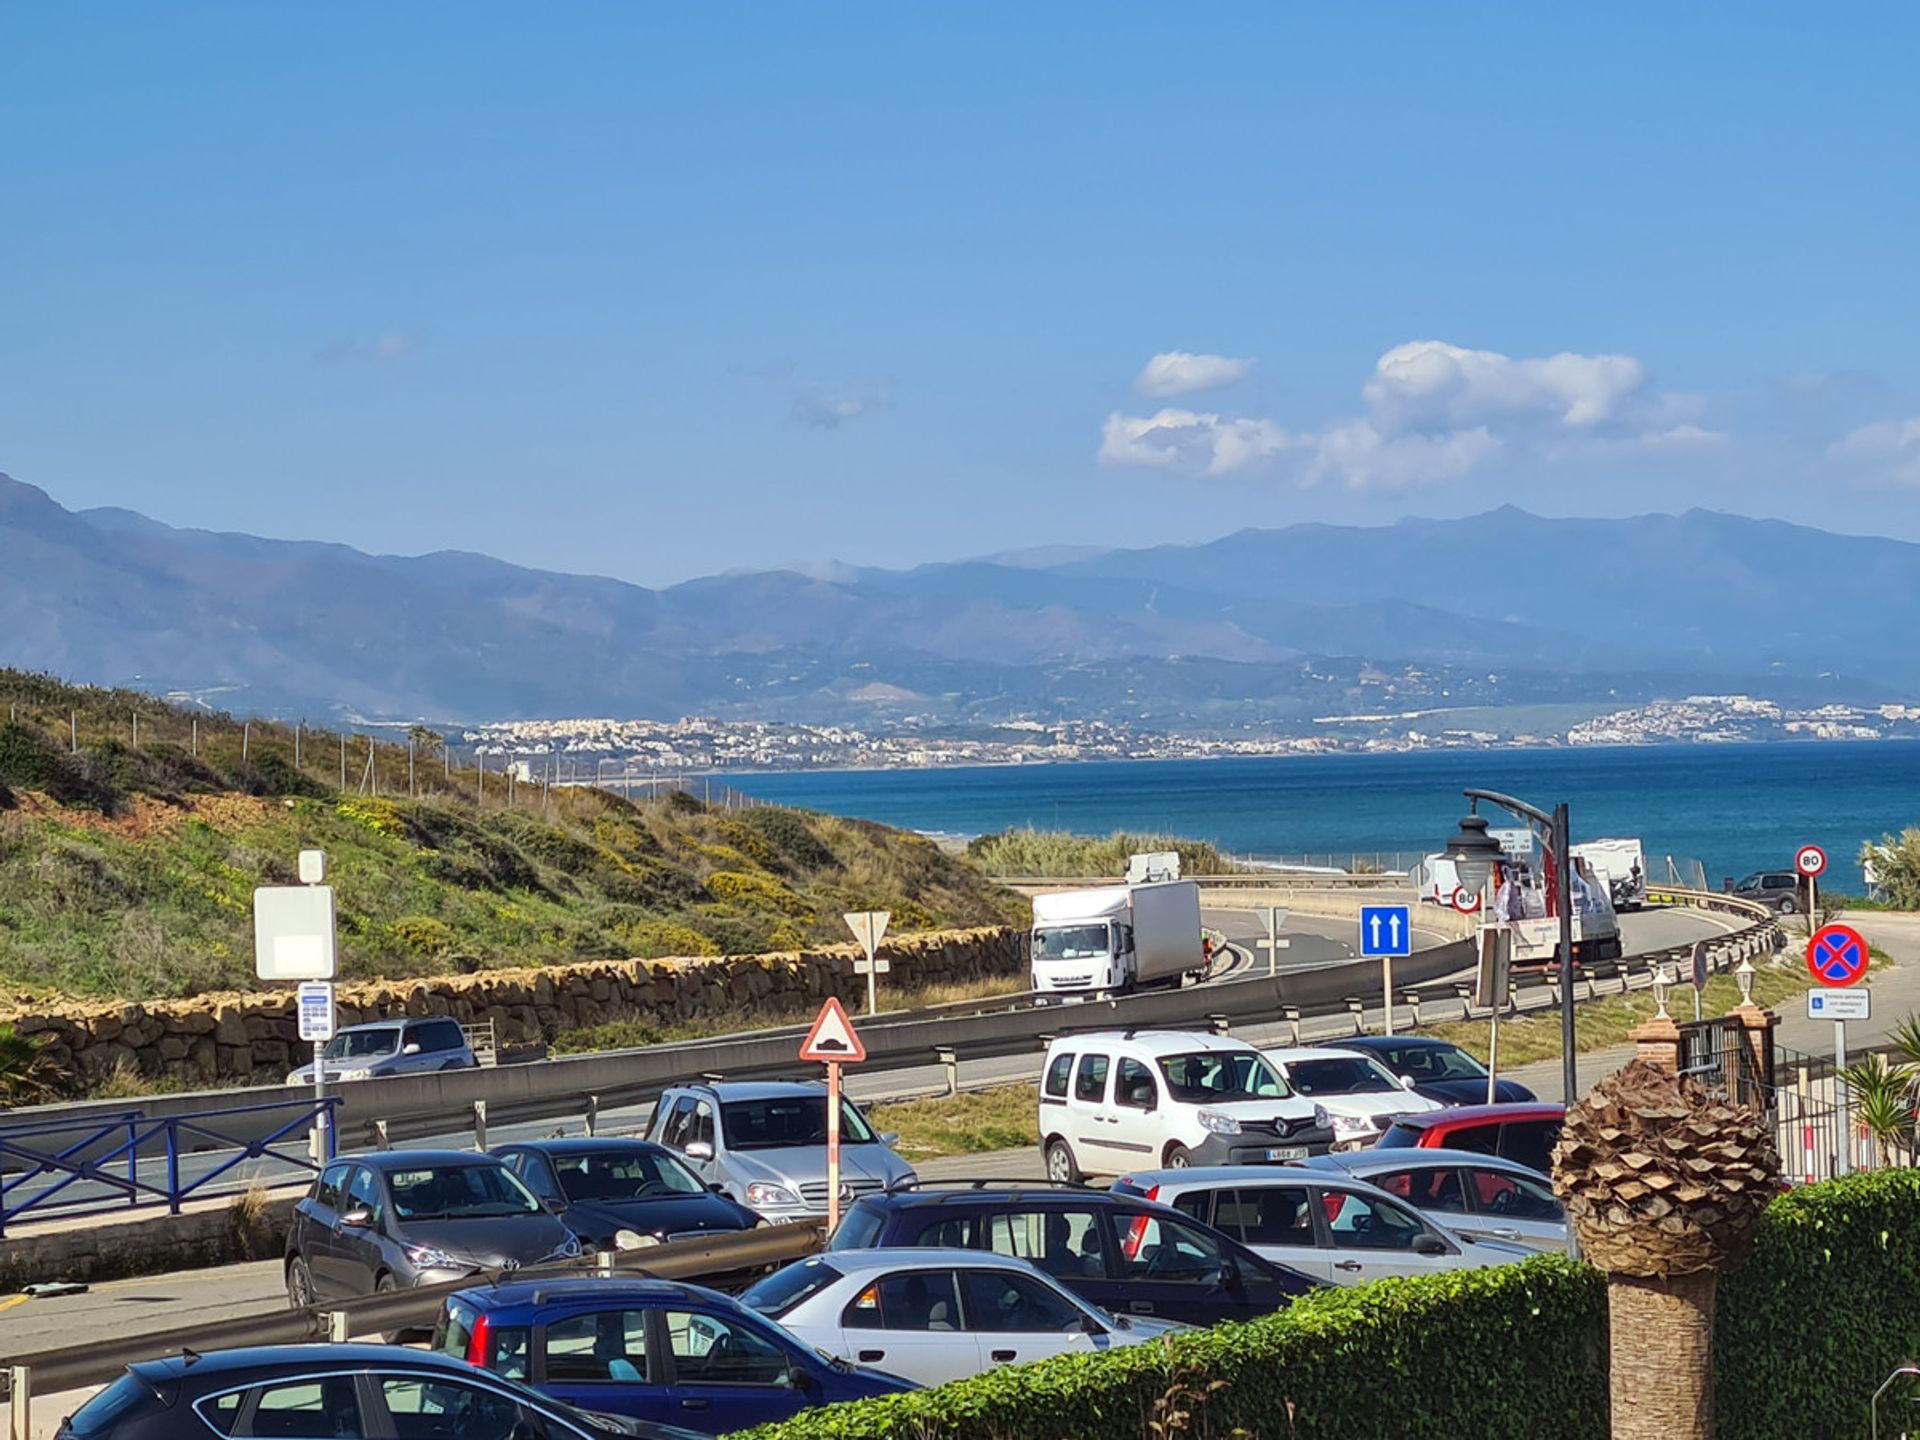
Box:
[1607,1271,1717,1440]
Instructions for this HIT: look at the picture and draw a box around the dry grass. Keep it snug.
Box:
[868,1083,1037,1160]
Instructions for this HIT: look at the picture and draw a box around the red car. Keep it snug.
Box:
[1373,1103,1565,1174]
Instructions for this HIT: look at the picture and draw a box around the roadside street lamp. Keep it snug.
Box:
[1735,956,1757,1007]
[1652,964,1674,1020]
[1443,789,1578,1257]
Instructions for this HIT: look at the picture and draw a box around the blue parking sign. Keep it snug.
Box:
[1360,905,1412,957]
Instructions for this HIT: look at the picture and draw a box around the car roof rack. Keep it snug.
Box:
[883,1176,1096,1193]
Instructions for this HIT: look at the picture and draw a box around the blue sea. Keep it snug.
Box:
[727,742,1920,891]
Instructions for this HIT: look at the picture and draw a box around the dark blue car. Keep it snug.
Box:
[1330,1036,1536,1106]
[491,1138,761,1254]
[434,1276,914,1435]
[829,1182,1321,1326]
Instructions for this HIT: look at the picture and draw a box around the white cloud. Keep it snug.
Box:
[1098,409,1300,476]
[1640,424,1727,450]
[1132,351,1256,398]
[1303,422,1502,489]
[1830,418,1920,484]
[1363,340,1645,428]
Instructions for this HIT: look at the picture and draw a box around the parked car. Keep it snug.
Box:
[56,1343,707,1439]
[1373,1103,1566,1174]
[1728,870,1808,915]
[646,1081,915,1225]
[1038,1029,1333,1181]
[285,1150,581,1307]
[1112,1167,1537,1285]
[436,1276,913,1435]
[1330,1035,1538,1106]
[741,1248,1184,1386]
[288,1016,477,1084]
[493,1138,760,1253]
[1256,1045,1447,1148]
[827,1180,1321,1325]
[1306,1148,1567,1251]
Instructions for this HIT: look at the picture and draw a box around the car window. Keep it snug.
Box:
[660,1096,697,1149]
[1443,1122,1500,1156]
[387,1163,541,1220]
[720,1095,875,1149]
[65,1375,155,1437]
[1158,1051,1287,1101]
[552,1147,705,1200]
[347,1166,385,1224]
[1283,1057,1400,1095]
[1398,1045,1486,1082]
[1043,1052,1075,1099]
[377,1376,553,1440]
[1498,1120,1561,1173]
[1115,1058,1156,1110]
[428,1020,467,1052]
[324,1027,400,1060]
[691,1101,716,1148]
[959,1268,1085,1333]
[1372,1166,1469,1215]
[1074,1054,1109,1103]
[663,1310,792,1385]
[1215,1187,1316,1247]
[502,1152,561,1204]
[1114,1214,1230,1285]
[1323,1191,1431,1251]
[982,1209,1108,1280]
[1169,1191,1211,1225]
[1469,1167,1562,1219]
[842,1269,964,1331]
[544,1309,651,1382]
[314,1163,351,1213]
[831,1201,889,1251]
[220,1376,360,1438]
[742,1257,846,1318]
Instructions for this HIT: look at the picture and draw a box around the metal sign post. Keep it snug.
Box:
[1796,844,1827,934]
[843,911,891,1016]
[1264,906,1290,978]
[1475,928,1511,1104]
[1807,920,1868,1177]
[798,997,867,1234]
[296,980,336,1160]
[1360,905,1412,1036]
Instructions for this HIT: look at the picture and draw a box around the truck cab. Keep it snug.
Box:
[1030,880,1204,1000]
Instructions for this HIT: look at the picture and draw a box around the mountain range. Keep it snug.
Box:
[3,472,1912,728]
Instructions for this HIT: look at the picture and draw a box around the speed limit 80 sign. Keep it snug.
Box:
[1795,845,1827,879]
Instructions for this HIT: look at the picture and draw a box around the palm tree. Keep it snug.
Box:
[1841,1053,1915,1169]
[1554,1059,1781,1440]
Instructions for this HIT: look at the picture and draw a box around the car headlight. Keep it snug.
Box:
[745,1182,801,1209]
[1197,1110,1241,1136]
[1314,1107,1371,1136]
[403,1243,463,1271]
[614,1228,660,1251]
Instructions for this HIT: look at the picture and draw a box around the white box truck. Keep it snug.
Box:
[1572,838,1648,912]
[1030,879,1205,1000]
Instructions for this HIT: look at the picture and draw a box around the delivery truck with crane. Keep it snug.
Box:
[1030,878,1206,1001]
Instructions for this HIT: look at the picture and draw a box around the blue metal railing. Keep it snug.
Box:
[0,1095,340,1236]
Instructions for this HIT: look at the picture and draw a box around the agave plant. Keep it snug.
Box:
[1554,1059,1781,1440]
[1841,1052,1916,1169]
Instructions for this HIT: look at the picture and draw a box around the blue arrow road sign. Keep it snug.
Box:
[1360,904,1412,957]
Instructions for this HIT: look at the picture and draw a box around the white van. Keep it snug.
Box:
[1037,1030,1333,1182]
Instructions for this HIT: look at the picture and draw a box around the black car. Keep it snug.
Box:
[491,1139,760,1254]
[827,1181,1322,1325]
[1330,1036,1537,1106]
[56,1343,706,1439]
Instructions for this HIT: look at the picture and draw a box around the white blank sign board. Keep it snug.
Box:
[254,885,338,980]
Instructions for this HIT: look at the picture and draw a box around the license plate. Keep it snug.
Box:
[1264,1146,1307,1162]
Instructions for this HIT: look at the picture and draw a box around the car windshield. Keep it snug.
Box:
[1734,873,1767,890]
[62,1374,155,1435]
[1284,1057,1401,1095]
[388,1163,542,1220]
[721,1096,876,1150]
[552,1147,705,1201]
[325,1027,399,1059]
[1158,1051,1289,1102]
[1034,924,1111,960]
[740,1257,845,1318]
[1378,1044,1487,1083]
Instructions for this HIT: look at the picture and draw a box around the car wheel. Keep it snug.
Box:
[1165,1143,1195,1169]
[1044,1138,1080,1184]
[373,1272,417,1344]
[285,1255,316,1310]
[1778,896,1798,916]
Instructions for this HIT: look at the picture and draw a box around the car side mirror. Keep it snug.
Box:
[340,1207,374,1229]
[708,1182,729,1195]
[1128,1084,1156,1109]
[879,1131,901,1149]
[403,1042,422,1056]
[543,1197,568,1215]
[685,1140,715,1162]
[1399,1075,1418,1091]
[1078,1314,1106,1336]
[1412,1234,1448,1256]
[780,1364,814,1392]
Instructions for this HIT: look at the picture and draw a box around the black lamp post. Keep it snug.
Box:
[1444,789,1578,1249]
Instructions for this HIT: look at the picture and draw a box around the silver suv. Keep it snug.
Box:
[288,1017,477,1084]
[646,1080,916,1225]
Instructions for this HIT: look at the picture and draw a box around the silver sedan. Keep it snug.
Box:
[1304,1148,1568,1252]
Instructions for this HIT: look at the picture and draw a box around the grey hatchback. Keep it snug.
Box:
[286,1150,582,1306]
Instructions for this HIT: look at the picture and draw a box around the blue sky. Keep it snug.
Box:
[4,3,1919,583]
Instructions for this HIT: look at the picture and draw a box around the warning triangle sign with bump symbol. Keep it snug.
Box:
[798,995,867,1065]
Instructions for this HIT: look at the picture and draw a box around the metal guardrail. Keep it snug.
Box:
[993,873,1412,889]
[0,1096,339,1237]
[0,889,1777,1230]
[0,1220,822,1409]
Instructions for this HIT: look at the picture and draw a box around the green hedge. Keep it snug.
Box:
[731,1256,1608,1440]
[1717,1168,1920,1439]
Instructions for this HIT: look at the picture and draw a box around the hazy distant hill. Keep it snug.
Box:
[1,473,1909,725]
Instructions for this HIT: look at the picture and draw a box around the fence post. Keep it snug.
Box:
[8,1364,29,1440]
[1345,998,1365,1035]
[935,1047,958,1097]
[472,1100,488,1152]
[585,1095,600,1137]
[127,1117,140,1212]
[328,1310,350,1343]
[373,1119,390,1151]
[166,1118,182,1215]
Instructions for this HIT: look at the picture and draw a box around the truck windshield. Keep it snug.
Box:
[1034,924,1111,960]
[1158,1051,1289,1101]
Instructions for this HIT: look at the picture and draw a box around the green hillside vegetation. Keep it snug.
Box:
[965,826,1242,877]
[0,671,1023,1001]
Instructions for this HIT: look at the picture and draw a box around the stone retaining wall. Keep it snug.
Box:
[5,926,1025,1090]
